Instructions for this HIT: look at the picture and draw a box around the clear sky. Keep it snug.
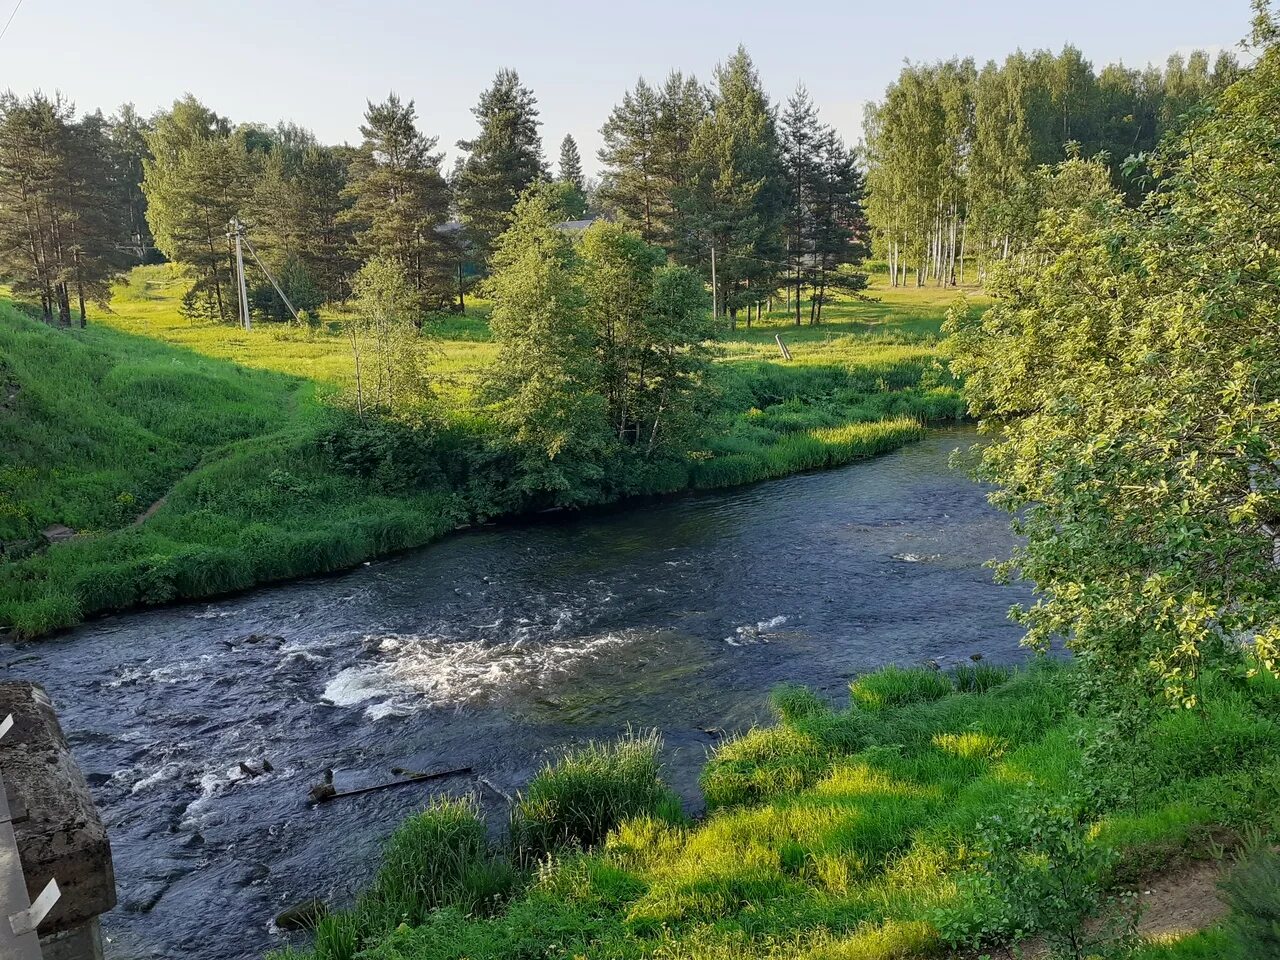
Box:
[0,0,1250,177]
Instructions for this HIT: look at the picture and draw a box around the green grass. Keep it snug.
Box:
[0,268,974,637]
[274,660,1280,960]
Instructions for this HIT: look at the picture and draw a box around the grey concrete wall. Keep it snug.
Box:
[0,681,115,949]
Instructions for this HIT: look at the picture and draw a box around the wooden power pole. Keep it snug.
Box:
[228,218,251,330]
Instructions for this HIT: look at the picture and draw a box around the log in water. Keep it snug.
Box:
[1,427,1030,959]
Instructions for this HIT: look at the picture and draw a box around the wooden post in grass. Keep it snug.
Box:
[775,334,792,361]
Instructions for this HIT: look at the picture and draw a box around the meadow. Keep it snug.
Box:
[273,659,1280,960]
[0,268,974,637]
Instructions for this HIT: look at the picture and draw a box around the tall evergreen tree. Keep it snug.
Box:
[0,93,127,324]
[598,72,706,248]
[678,48,785,327]
[555,134,588,219]
[454,69,545,267]
[341,94,452,309]
[143,95,253,321]
[106,103,154,262]
[557,134,584,191]
[780,86,819,322]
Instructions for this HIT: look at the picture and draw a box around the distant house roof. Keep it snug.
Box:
[555,218,597,232]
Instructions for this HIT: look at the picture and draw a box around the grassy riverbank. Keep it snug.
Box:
[0,270,974,638]
[274,659,1280,960]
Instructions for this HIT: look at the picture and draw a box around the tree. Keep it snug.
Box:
[64,111,133,323]
[557,134,585,191]
[578,222,665,443]
[341,94,452,310]
[781,87,869,322]
[482,183,610,501]
[598,72,706,248]
[454,69,546,268]
[346,255,430,419]
[947,18,1280,707]
[677,48,785,327]
[555,134,588,220]
[0,93,127,324]
[143,96,253,322]
[106,103,154,262]
[864,45,1239,286]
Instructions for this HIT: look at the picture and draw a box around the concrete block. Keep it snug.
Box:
[0,681,116,936]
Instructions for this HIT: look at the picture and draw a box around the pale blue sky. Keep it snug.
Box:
[0,1,1250,175]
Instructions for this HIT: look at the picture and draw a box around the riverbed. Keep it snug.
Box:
[2,427,1031,959]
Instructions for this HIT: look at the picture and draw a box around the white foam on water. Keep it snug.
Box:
[893,552,941,563]
[321,629,637,718]
[129,762,185,794]
[724,615,789,646]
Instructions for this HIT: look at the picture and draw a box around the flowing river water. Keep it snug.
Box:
[2,427,1032,959]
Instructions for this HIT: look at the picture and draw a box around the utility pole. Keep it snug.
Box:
[228,218,251,330]
[710,242,718,321]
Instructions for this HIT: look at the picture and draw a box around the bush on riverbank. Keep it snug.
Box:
[275,658,1280,960]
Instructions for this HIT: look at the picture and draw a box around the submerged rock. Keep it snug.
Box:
[274,898,328,930]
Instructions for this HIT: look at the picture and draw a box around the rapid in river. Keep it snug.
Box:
[1,427,1032,959]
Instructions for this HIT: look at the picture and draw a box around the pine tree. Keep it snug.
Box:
[598,72,705,248]
[143,96,253,321]
[678,48,785,327]
[556,134,588,219]
[0,93,127,325]
[454,69,545,268]
[780,86,819,322]
[106,103,154,262]
[341,94,452,309]
[557,134,584,191]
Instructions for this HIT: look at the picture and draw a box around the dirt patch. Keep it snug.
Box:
[133,493,168,527]
[982,858,1228,959]
[1133,857,1228,940]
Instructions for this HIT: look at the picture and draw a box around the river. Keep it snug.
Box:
[1,427,1031,959]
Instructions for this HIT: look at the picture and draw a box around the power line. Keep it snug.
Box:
[0,0,25,44]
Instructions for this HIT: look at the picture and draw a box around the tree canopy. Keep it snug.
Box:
[948,19,1280,706]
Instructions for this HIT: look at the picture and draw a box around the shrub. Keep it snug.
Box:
[510,731,682,863]
[1220,846,1280,958]
[933,801,1135,958]
[851,665,953,710]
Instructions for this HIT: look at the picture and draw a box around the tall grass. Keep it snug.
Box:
[511,731,684,863]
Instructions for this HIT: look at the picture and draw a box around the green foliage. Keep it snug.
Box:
[511,731,683,863]
[1219,846,1280,958]
[481,182,611,500]
[864,45,1240,286]
[288,799,517,960]
[935,801,1137,958]
[851,665,953,710]
[289,658,1280,960]
[1,262,965,635]
[143,96,252,323]
[454,68,546,266]
[0,92,130,324]
[345,255,434,418]
[948,41,1280,706]
[952,662,1013,693]
[341,95,454,309]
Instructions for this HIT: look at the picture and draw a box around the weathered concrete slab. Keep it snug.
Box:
[0,680,115,934]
